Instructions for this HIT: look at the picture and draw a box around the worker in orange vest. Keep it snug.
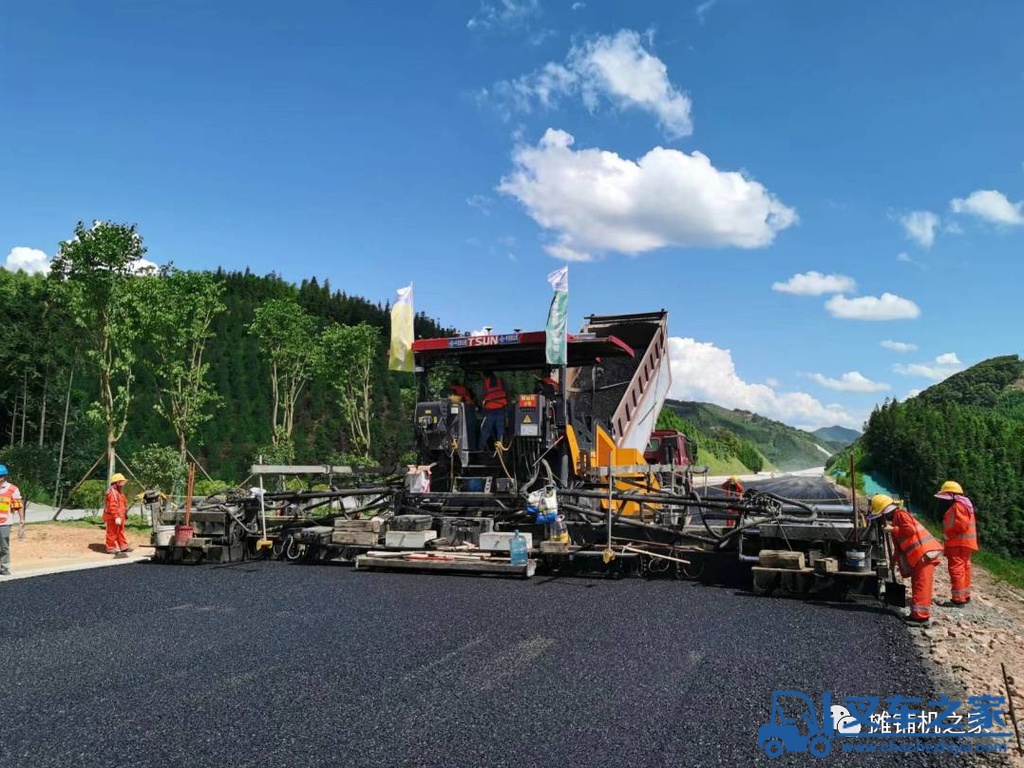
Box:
[871,494,942,624]
[103,472,133,555]
[721,476,744,528]
[0,464,25,576]
[479,370,509,449]
[934,480,978,606]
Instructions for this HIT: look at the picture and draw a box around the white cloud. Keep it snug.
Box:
[131,258,159,275]
[906,389,922,398]
[467,194,492,215]
[696,0,719,23]
[808,371,889,393]
[899,210,940,248]
[667,337,859,430]
[950,189,1024,226]
[498,128,797,260]
[571,1,585,9]
[881,340,917,352]
[3,246,51,275]
[825,293,920,321]
[772,271,856,296]
[896,252,912,263]
[467,0,540,31]
[893,352,965,382]
[489,29,694,139]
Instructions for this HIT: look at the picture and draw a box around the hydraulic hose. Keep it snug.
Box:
[558,501,720,546]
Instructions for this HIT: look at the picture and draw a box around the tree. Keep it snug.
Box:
[142,269,226,460]
[49,221,148,482]
[319,322,381,458]
[247,297,319,446]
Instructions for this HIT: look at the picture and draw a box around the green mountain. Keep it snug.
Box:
[812,425,861,451]
[662,400,834,472]
[858,355,1024,559]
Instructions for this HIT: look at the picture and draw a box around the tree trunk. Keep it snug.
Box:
[9,391,18,446]
[107,435,117,486]
[54,364,74,505]
[38,368,49,447]
[20,371,28,446]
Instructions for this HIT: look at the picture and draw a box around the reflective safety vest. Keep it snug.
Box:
[891,508,942,570]
[481,376,508,410]
[0,482,22,526]
[104,486,127,518]
[722,480,744,497]
[943,496,979,552]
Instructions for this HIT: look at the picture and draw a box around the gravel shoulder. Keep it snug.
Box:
[3,522,153,577]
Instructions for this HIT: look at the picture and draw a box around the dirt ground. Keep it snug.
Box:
[4,522,153,575]
[910,561,1024,765]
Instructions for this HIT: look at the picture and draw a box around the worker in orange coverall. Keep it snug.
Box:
[934,480,978,606]
[103,472,133,555]
[871,494,942,624]
[721,476,744,528]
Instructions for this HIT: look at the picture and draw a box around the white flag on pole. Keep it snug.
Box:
[545,266,568,366]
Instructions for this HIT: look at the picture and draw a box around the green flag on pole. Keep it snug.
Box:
[545,266,568,366]
[389,283,415,372]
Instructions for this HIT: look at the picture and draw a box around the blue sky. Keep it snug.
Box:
[3,0,1023,431]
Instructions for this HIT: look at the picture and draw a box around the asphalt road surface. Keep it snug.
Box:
[1,562,944,767]
[702,474,849,504]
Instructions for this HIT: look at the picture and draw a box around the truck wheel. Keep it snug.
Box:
[808,735,831,757]
[763,738,784,758]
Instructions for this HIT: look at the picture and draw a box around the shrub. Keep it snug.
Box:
[129,444,187,494]
[69,479,108,510]
[193,478,234,497]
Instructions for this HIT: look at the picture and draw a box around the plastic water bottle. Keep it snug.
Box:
[509,529,529,566]
[549,515,569,544]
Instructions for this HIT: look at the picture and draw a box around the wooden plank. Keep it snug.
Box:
[331,531,379,546]
[356,555,535,577]
[758,550,806,570]
[250,464,354,475]
[751,566,814,575]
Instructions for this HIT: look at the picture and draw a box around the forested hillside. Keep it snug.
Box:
[0,259,454,502]
[857,355,1024,559]
[812,425,861,451]
[656,407,771,474]
[664,400,833,471]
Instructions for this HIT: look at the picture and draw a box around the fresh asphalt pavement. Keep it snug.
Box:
[0,561,943,768]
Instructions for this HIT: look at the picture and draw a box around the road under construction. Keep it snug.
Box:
[146,310,902,610]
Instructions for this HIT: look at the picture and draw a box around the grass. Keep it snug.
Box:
[58,516,154,533]
[916,517,1024,591]
[974,551,1024,591]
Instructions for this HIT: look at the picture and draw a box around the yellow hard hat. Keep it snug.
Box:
[935,480,962,499]
[729,476,740,483]
[110,472,127,484]
[869,494,896,517]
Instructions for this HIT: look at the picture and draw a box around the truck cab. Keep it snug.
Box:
[644,429,696,468]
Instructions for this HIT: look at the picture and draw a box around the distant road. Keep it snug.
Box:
[701,467,849,503]
[23,503,92,523]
